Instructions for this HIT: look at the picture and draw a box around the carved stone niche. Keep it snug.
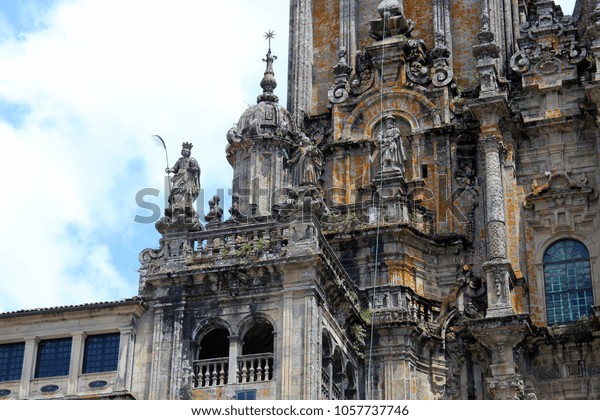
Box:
[523,172,597,232]
[371,114,412,183]
[509,0,586,90]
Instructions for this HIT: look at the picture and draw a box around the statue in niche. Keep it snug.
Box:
[458,265,486,318]
[378,115,406,174]
[165,142,200,218]
[288,133,323,186]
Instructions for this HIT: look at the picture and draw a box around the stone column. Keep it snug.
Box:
[481,135,507,261]
[322,355,333,399]
[480,134,513,317]
[227,335,242,385]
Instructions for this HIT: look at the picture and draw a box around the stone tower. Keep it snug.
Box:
[226,43,297,218]
[281,0,600,399]
[136,0,600,400]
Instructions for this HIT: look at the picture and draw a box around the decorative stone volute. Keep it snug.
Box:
[509,0,586,89]
[585,0,600,81]
[328,47,353,104]
[430,31,453,87]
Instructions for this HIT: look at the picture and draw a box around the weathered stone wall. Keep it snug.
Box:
[312,0,340,116]
[451,0,482,88]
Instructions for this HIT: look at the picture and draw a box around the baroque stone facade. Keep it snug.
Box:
[2,0,600,400]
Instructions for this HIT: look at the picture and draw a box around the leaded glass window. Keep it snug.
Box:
[0,342,25,382]
[544,239,594,325]
[82,333,120,374]
[35,338,72,378]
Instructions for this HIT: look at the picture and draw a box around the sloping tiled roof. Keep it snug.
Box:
[0,297,146,318]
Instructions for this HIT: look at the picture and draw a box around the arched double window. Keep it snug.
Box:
[543,239,594,325]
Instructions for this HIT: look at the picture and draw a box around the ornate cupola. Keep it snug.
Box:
[226,32,297,219]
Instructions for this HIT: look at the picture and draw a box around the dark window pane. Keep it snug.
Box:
[82,333,120,374]
[236,389,256,400]
[0,342,25,382]
[35,338,72,378]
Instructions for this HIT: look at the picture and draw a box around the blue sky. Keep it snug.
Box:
[0,0,290,312]
[0,0,578,312]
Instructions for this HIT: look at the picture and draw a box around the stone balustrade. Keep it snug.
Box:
[368,285,440,328]
[190,222,289,261]
[192,353,274,389]
[237,353,273,384]
[192,357,228,388]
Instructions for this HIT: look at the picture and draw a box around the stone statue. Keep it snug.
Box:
[289,133,323,186]
[165,142,200,218]
[531,178,549,196]
[379,115,406,174]
[205,195,223,224]
[369,0,414,41]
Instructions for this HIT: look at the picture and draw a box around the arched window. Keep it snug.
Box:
[544,239,594,325]
[193,327,229,388]
[198,328,229,360]
[239,320,274,383]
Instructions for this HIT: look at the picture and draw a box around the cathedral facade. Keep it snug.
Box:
[2,0,600,400]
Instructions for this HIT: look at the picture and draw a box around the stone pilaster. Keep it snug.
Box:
[288,0,313,128]
[115,327,136,392]
[19,337,38,398]
[148,306,165,400]
[67,332,86,395]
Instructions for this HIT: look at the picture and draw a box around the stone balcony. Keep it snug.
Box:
[192,353,274,389]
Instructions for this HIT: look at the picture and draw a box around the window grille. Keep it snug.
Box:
[0,342,25,382]
[35,338,72,378]
[544,240,594,325]
[82,333,120,374]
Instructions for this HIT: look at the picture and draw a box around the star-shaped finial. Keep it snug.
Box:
[264,30,275,50]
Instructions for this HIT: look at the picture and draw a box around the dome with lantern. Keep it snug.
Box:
[226,39,296,162]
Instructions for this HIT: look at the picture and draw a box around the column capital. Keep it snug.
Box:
[228,335,243,345]
[487,377,525,400]
[479,134,503,153]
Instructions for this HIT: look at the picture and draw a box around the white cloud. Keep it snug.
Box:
[0,0,289,312]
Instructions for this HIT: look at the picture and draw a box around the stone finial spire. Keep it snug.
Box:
[257,30,279,103]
